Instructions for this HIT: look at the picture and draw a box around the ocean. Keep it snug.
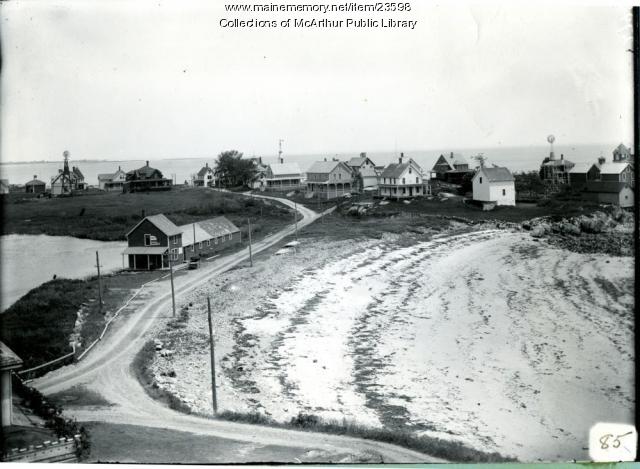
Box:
[0,143,619,187]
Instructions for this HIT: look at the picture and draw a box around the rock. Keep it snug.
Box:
[521,221,532,231]
[559,222,581,236]
[530,226,546,238]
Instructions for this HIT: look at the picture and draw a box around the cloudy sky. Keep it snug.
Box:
[0,1,634,162]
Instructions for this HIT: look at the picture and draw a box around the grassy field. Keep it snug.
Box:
[2,187,294,241]
[0,270,165,373]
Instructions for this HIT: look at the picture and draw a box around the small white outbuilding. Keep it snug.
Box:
[472,166,516,206]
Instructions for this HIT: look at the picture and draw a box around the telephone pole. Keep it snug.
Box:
[95,251,103,311]
[248,218,253,267]
[207,296,218,414]
[294,201,298,241]
[168,251,176,317]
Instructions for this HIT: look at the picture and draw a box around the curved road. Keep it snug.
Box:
[33,194,441,463]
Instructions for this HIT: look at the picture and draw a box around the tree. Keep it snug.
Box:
[214,150,257,188]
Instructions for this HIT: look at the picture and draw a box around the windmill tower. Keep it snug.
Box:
[278,139,284,164]
[547,134,556,161]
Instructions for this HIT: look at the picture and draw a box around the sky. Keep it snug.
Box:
[0,1,634,162]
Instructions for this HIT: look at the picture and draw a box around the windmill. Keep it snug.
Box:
[547,134,555,160]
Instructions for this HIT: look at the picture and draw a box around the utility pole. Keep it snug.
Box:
[168,250,176,317]
[248,218,253,267]
[294,201,298,241]
[95,251,103,311]
[207,296,218,414]
[192,223,197,254]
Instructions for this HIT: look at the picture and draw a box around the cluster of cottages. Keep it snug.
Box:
[6,152,174,196]
[3,143,634,209]
[538,143,635,208]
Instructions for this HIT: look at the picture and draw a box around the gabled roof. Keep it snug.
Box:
[450,153,468,166]
[347,156,367,167]
[179,222,213,245]
[614,143,631,154]
[197,216,240,237]
[568,162,595,174]
[433,155,455,170]
[0,341,23,370]
[98,168,126,181]
[584,181,631,194]
[72,167,84,179]
[475,166,514,182]
[307,160,345,174]
[196,164,214,178]
[598,162,631,175]
[381,159,422,179]
[381,162,410,178]
[126,213,182,238]
[268,162,302,177]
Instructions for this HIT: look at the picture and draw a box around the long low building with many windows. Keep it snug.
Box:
[123,214,241,270]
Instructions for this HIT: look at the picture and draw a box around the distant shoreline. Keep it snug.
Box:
[0,142,621,165]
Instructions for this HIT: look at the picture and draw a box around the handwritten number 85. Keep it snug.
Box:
[600,432,633,449]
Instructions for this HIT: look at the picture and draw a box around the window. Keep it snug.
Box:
[416,177,419,183]
[190,245,194,252]
[409,168,412,174]
[502,189,506,196]
[402,178,405,184]
[221,236,225,243]
[206,240,210,247]
[172,236,178,245]
[144,234,159,246]
[402,187,406,194]
[479,177,483,184]
[198,242,202,249]
[228,233,232,240]
[339,173,341,180]
[171,248,179,261]
[215,237,218,245]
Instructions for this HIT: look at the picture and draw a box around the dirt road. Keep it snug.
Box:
[33,195,440,463]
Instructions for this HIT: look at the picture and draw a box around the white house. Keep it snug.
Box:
[379,154,429,199]
[193,163,216,187]
[98,166,127,191]
[472,166,516,206]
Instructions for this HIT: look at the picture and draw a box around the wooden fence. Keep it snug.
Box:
[2,436,80,463]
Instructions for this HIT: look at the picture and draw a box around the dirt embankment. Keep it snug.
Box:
[520,205,634,256]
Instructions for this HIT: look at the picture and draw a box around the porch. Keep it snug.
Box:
[306,181,353,199]
[123,246,169,270]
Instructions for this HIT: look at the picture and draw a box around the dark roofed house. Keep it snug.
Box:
[379,154,429,199]
[25,175,46,194]
[431,152,474,183]
[613,143,633,163]
[124,214,183,270]
[124,214,242,269]
[123,161,172,193]
[1,341,23,427]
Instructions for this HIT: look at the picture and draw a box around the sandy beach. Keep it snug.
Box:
[150,227,634,461]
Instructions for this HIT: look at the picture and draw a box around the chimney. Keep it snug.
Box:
[399,152,404,164]
[118,165,121,171]
[360,152,366,158]
[279,157,284,164]
[324,157,327,162]
[146,160,149,167]
[560,154,564,161]
[205,162,209,168]
[33,175,37,179]
[450,152,454,158]
[598,156,606,165]
[259,156,263,164]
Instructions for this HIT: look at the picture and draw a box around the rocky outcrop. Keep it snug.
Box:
[521,207,634,256]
